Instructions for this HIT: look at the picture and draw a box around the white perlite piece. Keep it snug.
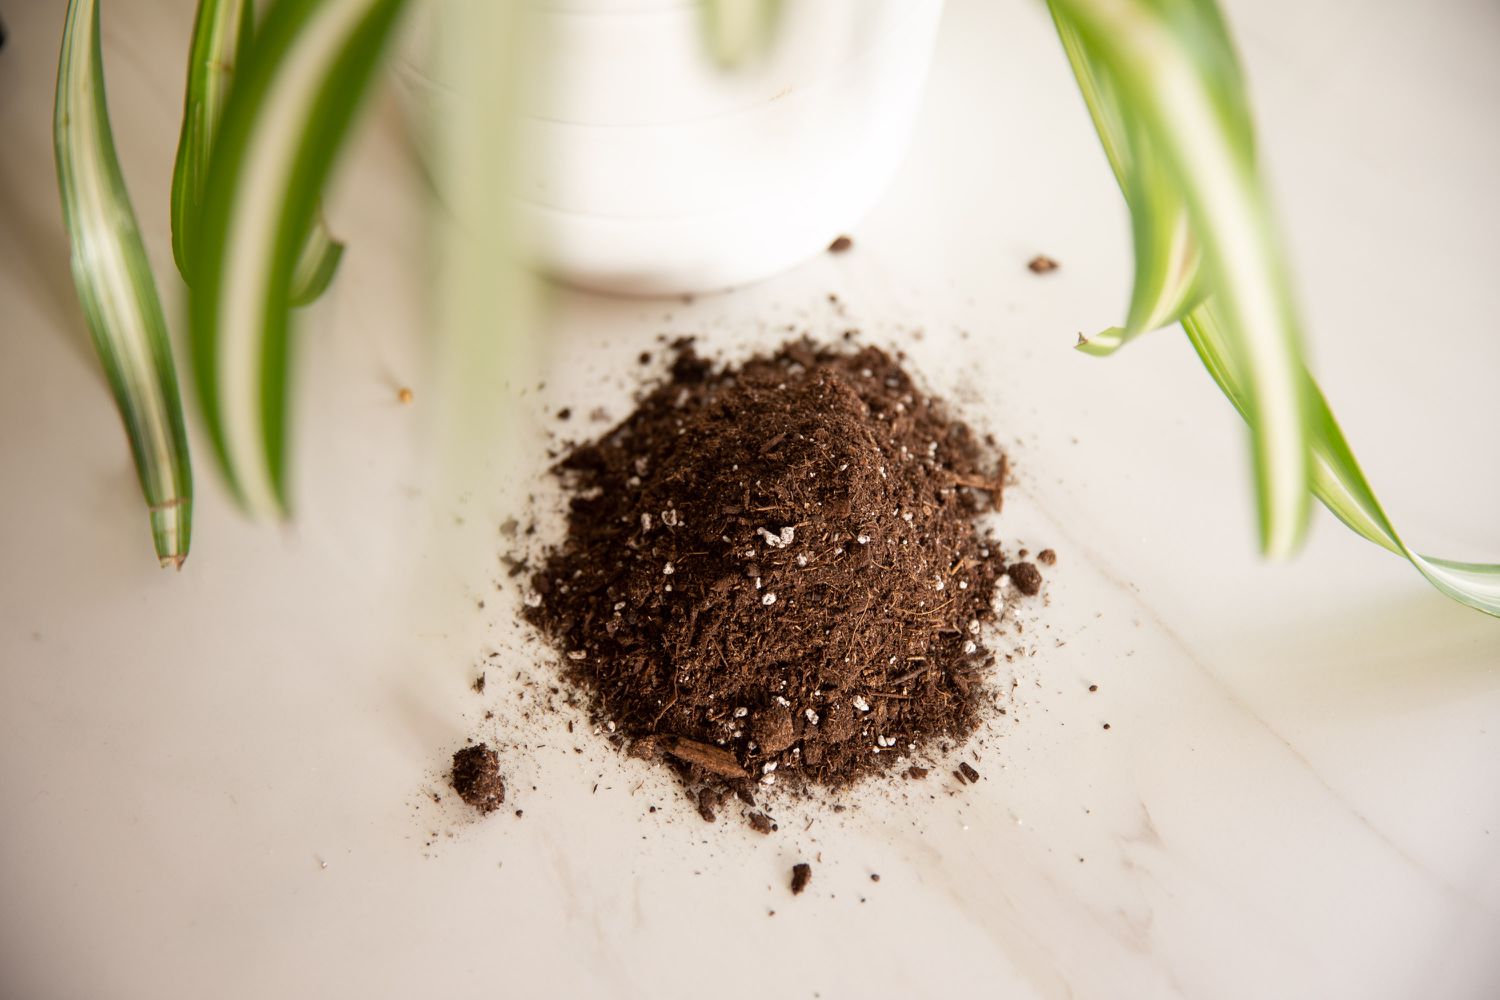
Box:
[968,619,981,634]
[640,512,652,532]
[761,592,777,606]
[934,575,945,591]
[524,593,543,608]
[733,706,749,718]
[762,761,777,773]
[662,561,674,575]
[804,709,820,725]
[760,773,777,785]
[795,553,808,567]
[756,526,795,548]
[856,534,870,545]
[963,640,978,655]
[852,695,871,713]
[567,650,587,661]
[661,508,679,527]
[775,695,791,707]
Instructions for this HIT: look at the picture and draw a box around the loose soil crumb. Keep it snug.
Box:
[828,235,854,253]
[451,744,506,814]
[1036,548,1056,566]
[1027,255,1060,273]
[746,812,777,835]
[791,862,813,895]
[1006,561,1044,596]
[524,340,1032,802]
[958,761,981,784]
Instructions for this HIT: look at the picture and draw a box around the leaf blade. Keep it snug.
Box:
[55,0,194,567]
[171,0,252,281]
[1183,305,1500,617]
[189,0,407,514]
[1050,0,1311,557]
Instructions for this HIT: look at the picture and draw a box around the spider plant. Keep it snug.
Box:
[1047,0,1499,615]
[53,0,403,559]
[54,0,1497,616]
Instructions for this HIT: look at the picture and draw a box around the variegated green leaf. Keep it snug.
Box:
[55,0,194,567]
[1183,305,1500,617]
[189,0,407,515]
[172,0,346,303]
[1049,0,1311,558]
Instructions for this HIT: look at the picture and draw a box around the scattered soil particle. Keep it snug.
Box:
[870,873,881,883]
[828,235,854,253]
[557,408,572,421]
[1006,561,1044,596]
[905,766,929,780]
[638,351,653,365]
[1027,255,1060,273]
[1036,548,1056,566]
[451,744,506,814]
[697,786,721,823]
[1103,723,1111,730]
[958,761,981,784]
[746,811,777,835]
[524,340,1026,796]
[397,387,414,405]
[472,673,486,694]
[1088,684,1098,693]
[791,862,813,895]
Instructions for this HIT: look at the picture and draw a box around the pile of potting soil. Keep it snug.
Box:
[523,339,1042,800]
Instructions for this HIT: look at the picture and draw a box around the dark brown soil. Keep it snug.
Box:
[524,340,1037,800]
[790,862,813,895]
[450,744,506,814]
[1006,561,1044,596]
[828,235,854,253]
[1027,254,1059,273]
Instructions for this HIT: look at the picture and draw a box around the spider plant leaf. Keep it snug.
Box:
[172,0,345,307]
[1049,0,1311,558]
[55,0,194,568]
[171,0,252,280]
[288,213,345,307]
[700,0,781,68]
[189,0,407,515]
[1183,305,1500,617]
[1051,4,1204,357]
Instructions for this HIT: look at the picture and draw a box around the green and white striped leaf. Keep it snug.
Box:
[1050,4,1204,353]
[189,0,406,515]
[170,0,251,279]
[1183,305,1500,617]
[288,209,346,307]
[1049,0,1311,558]
[55,0,194,567]
[172,0,346,304]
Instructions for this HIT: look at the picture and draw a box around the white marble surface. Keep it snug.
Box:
[3,1,1499,998]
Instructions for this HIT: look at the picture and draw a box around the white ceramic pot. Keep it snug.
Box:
[395,0,945,296]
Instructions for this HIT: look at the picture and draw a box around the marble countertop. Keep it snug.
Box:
[2,1,1498,998]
